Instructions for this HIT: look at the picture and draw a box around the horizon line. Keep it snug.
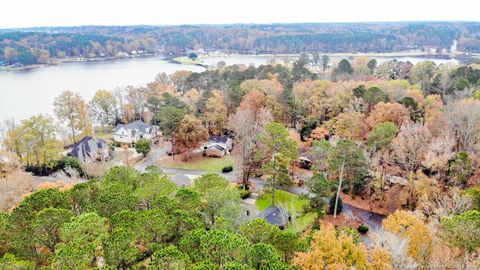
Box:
[2,20,480,30]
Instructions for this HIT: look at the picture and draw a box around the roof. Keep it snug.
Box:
[209,135,230,144]
[115,120,152,133]
[97,139,107,148]
[206,144,226,151]
[70,136,107,158]
[72,136,93,147]
[258,206,291,227]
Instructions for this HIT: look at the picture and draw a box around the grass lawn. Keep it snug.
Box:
[160,154,234,173]
[173,56,204,65]
[93,132,113,141]
[256,189,315,233]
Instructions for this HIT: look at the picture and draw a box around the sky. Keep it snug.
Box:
[1,0,478,28]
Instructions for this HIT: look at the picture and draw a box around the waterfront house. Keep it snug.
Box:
[113,120,157,144]
[69,136,109,163]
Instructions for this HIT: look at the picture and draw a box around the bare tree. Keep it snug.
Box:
[437,63,456,96]
[80,161,114,179]
[390,123,431,174]
[113,87,127,123]
[54,90,90,144]
[423,132,456,178]
[419,187,471,221]
[229,107,272,189]
[125,86,149,121]
[373,230,418,270]
[0,170,33,211]
[1,118,22,158]
[445,99,480,153]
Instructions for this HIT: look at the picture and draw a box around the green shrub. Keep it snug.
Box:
[328,195,342,215]
[357,224,369,234]
[135,139,151,157]
[342,227,361,243]
[466,187,480,210]
[239,189,252,199]
[59,156,83,176]
[222,165,233,173]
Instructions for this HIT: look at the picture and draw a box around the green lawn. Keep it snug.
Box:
[256,189,315,233]
[161,155,234,173]
[93,131,113,141]
[173,56,204,65]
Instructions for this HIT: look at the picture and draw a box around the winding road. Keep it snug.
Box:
[32,143,385,231]
[134,144,386,230]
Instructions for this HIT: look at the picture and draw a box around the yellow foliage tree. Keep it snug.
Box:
[326,111,366,140]
[182,88,200,112]
[370,247,393,270]
[382,210,433,266]
[240,78,283,99]
[293,223,390,270]
[203,90,228,135]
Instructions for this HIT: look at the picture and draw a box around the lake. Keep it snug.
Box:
[0,54,459,123]
[0,56,204,122]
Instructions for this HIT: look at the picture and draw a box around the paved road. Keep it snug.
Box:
[140,161,386,230]
[34,142,385,230]
[134,142,172,172]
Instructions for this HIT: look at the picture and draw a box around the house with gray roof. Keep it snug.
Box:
[113,120,157,144]
[69,136,109,163]
[203,135,233,157]
[257,205,291,229]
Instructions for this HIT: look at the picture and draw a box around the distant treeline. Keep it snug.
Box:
[1,22,480,65]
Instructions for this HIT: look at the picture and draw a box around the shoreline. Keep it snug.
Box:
[1,53,163,72]
[1,50,476,72]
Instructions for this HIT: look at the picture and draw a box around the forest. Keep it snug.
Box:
[2,22,480,65]
[1,54,480,269]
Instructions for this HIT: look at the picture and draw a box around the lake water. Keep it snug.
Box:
[0,54,459,123]
[0,56,204,122]
[201,54,460,66]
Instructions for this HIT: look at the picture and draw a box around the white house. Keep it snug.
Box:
[203,136,233,157]
[113,120,157,144]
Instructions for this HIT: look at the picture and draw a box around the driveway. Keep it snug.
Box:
[134,142,172,172]
[143,162,386,230]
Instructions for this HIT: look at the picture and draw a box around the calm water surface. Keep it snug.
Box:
[0,56,204,122]
[0,54,458,122]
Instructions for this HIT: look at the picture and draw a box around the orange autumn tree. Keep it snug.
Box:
[239,90,267,113]
[307,126,329,145]
[173,115,209,160]
[292,223,392,270]
[366,102,410,129]
[424,94,446,137]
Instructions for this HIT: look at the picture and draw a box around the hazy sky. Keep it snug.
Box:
[1,0,478,28]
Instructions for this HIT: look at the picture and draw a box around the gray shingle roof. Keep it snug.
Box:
[70,136,107,160]
[209,135,229,144]
[258,206,291,227]
[115,120,152,133]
